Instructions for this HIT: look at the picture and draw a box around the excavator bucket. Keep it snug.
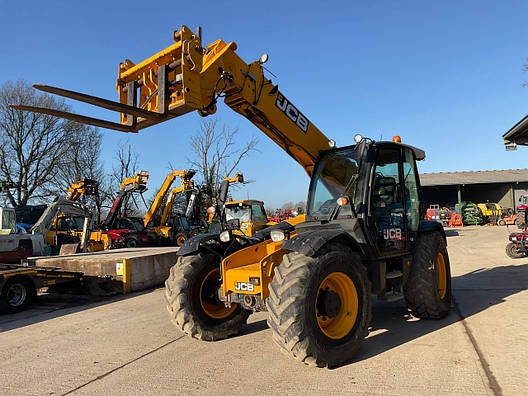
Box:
[9,26,208,133]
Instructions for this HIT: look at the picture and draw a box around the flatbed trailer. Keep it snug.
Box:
[0,264,83,313]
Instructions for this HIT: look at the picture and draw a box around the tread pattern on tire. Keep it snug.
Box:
[164,252,250,341]
[404,232,451,319]
[505,242,525,259]
[266,245,371,368]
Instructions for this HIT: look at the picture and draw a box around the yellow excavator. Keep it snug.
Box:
[143,169,196,246]
[14,25,452,368]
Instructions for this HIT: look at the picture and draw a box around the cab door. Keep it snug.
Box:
[250,203,269,235]
[369,147,407,256]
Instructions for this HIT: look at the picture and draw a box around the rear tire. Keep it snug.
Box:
[515,217,525,230]
[405,232,451,319]
[165,252,250,341]
[505,242,525,259]
[266,244,371,368]
[0,277,35,314]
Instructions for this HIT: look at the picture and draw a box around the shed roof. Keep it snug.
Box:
[420,169,528,186]
[503,114,528,146]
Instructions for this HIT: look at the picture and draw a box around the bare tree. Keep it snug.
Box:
[109,139,142,216]
[0,80,104,207]
[45,124,111,221]
[189,118,258,206]
[281,201,295,211]
[295,201,306,213]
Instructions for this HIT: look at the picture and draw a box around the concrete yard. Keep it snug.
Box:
[1,226,526,395]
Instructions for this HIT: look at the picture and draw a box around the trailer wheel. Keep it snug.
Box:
[505,242,525,259]
[405,231,451,319]
[165,252,250,340]
[0,277,35,314]
[498,219,506,226]
[266,244,371,368]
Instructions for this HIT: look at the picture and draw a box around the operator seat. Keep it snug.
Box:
[373,176,397,207]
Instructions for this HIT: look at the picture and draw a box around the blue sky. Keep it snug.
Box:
[1,1,527,208]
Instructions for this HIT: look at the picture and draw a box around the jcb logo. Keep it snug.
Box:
[383,228,402,240]
[275,93,309,133]
[234,282,254,292]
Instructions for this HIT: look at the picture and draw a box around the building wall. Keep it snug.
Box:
[422,182,528,209]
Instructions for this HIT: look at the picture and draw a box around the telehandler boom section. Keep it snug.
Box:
[143,169,196,246]
[13,25,451,368]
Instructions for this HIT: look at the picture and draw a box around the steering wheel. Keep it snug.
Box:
[317,198,336,215]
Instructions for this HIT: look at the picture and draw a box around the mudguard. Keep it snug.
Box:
[418,220,447,243]
[282,229,362,257]
[176,233,220,256]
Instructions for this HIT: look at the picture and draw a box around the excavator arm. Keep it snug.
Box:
[10,26,332,176]
[144,169,196,228]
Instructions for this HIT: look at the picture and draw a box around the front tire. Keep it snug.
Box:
[266,244,371,368]
[405,231,451,319]
[165,252,250,340]
[505,242,525,259]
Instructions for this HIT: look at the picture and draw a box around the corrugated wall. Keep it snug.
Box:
[422,182,528,209]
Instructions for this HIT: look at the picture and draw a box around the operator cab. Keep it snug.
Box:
[304,137,425,258]
[223,200,269,237]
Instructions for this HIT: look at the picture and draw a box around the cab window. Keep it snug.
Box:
[403,148,420,232]
[251,204,268,223]
[371,148,405,252]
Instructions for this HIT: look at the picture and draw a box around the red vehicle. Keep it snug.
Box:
[515,195,528,229]
[110,217,151,248]
[426,205,451,227]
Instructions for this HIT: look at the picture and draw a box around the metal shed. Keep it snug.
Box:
[420,169,528,209]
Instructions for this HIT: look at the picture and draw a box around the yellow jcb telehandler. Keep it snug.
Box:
[207,173,274,237]
[143,169,196,246]
[13,25,452,368]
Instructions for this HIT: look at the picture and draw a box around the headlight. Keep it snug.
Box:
[270,230,285,242]
[240,223,249,229]
[219,231,231,242]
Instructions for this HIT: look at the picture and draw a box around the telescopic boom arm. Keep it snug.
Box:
[144,169,196,228]
[66,178,99,201]
[10,26,332,176]
[102,171,149,229]
[159,170,196,226]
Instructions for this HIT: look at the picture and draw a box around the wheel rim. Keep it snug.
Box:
[7,283,27,307]
[176,235,186,246]
[509,244,521,257]
[436,252,447,299]
[316,272,358,340]
[199,268,237,319]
